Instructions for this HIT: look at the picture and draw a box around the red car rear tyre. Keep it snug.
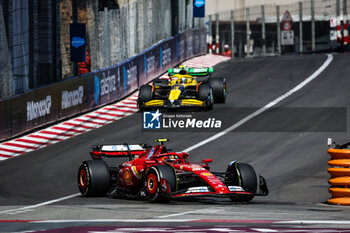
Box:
[78,160,110,197]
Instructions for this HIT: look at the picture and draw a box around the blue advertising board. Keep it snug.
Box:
[193,0,205,18]
[70,23,86,62]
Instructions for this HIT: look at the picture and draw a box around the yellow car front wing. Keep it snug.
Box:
[144,99,205,108]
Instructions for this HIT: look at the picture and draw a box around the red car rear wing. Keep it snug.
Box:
[90,144,149,160]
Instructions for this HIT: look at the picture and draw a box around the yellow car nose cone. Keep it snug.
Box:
[169,90,181,100]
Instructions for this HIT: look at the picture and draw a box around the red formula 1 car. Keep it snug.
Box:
[77,139,268,202]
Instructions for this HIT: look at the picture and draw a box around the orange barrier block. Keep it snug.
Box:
[328,159,350,167]
[327,147,350,205]
[328,167,350,178]
[328,148,350,159]
[329,187,350,198]
[328,177,350,187]
[328,197,350,205]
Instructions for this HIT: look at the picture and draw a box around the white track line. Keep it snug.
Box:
[32,219,199,223]
[0,193,80,215]
[277,220,350,225]
[183,54,334,153]
[155,209,205,219]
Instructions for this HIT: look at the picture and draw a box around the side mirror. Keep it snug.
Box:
[203,159,213,164]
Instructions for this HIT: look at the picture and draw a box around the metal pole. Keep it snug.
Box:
[276,5,281,55]
[209,15,212,54]
[246,7,250,57]
[311,0,315,51]
[336,0,341,49]
[230,10,235,58]
[216,13,219,54]
[52,0,57,81]
[337,0,341,50]
[93,1,99,70]
[299,1,303,53]
[344,0,348,51]
[344,0,348,35]
[72,0,78,76]
[104,7,110,67]
[135,2,139,54]
[344,0,348,19]
[337,0,340,18]
[261,5,266,56]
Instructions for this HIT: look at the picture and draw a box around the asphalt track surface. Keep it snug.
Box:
[1,54,350,232]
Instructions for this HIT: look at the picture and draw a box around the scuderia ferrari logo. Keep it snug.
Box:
[143,110,222,130]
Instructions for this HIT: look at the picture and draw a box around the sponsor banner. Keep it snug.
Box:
[143,52,156,84]
[199,29,207,53]
[193,32,200,55]
[70,23,86,62]
[176,33,186,62]
[0,28,206,141]
[160,38,175,71]
[59,76,89,117]
[122,60,139,96]
[90,66,121,107]
[10,85,60,137]
[193,0,205,18]
[185,30,194,59]
[142,107,346,132]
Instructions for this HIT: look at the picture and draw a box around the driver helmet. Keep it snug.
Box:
[166,155,176,162]
[179,77,187,84]
[179,69,187,75]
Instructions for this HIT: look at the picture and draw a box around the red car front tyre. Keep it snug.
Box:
[144,165,177,202]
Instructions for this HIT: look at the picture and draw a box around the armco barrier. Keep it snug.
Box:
[327,148,350,205]
[0,28,206,142]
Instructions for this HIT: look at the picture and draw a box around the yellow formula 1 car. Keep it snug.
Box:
[137,67,226,110]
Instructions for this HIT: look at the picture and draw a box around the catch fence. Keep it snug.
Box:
[209,0,349,57]
[60,0,199,79]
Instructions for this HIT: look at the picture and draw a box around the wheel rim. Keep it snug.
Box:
[147,173,157,195]
[79,169,87,189]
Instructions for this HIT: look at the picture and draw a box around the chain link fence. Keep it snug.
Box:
[209,0,350,57]
[0,1,13,98]
[0,0,30,98]
[0,0,199,98]
[0,0,60,98]
[60,0,197,79]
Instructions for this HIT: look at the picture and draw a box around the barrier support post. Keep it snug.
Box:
[246,7,250,57]
[215,13,219,54]
[299,1,303,53]
[276,5,281,55]
[209,15,212,54]
[311,0,315,51]
[261,5,266,56]
[230,10,235,58]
